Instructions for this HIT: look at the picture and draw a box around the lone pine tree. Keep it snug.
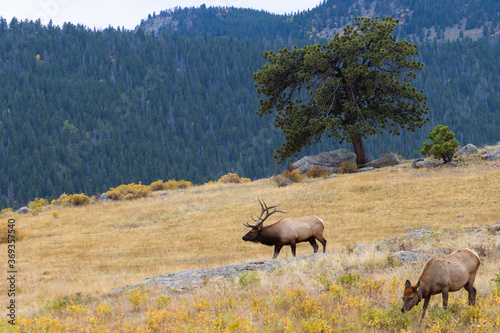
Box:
[254,16,429,165]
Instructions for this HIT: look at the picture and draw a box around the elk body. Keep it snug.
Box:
[242,199,327,259]
[401,248,480,320]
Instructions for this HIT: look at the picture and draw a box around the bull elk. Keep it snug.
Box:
[242,199,327,259]
[401,248,480,320]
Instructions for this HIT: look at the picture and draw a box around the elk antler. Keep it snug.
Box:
[243,198,287,228]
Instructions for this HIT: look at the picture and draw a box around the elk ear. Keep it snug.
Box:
[405,280,412,288]
[415,280,420,289]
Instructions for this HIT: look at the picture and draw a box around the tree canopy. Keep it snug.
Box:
[254,16,429,164]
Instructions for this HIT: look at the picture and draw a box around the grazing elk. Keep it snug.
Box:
[242,199,327,259]
[401,248,481,320]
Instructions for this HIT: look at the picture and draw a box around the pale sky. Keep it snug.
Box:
[0,0,323,30]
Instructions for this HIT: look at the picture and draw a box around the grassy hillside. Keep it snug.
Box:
[0,148,499,331]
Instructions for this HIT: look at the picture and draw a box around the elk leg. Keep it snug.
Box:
[463,281,477,306]
[318,238,327,253]
[421,295,431,320]
[290,242,296,257]
[308,238,319,253]
[441,288,449,308]
[273,245,283,259]
[470,286,477,306]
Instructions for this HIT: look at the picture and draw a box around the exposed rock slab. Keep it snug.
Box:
[292,149,356,173]
[359,153,400,169]
[482,150,500,161]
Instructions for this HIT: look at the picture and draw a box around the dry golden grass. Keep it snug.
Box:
[0,152,499,322]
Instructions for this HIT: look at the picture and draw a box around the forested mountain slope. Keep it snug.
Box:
[140,0,500,42]
[1,0,500,208]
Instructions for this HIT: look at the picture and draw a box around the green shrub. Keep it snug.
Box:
[420,125,460,163]
[363,303,411,330]
[492,273,500,290]
[238,271,261,287]
[336,271,360,286]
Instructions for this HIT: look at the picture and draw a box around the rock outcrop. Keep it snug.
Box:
[292,149,356,174]
[359,153,400,169]
[482,150,500,161]
[454,143,478,157]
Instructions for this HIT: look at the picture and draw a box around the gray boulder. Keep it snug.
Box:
[454,143,478,157]
[482,150,500,161]
[412,158,438,168]
[16,207,30,214]
[98,193,109,203]
[292,149,356,173]
[359,153,400,169]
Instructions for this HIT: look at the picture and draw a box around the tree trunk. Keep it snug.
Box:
[351,136,368,165]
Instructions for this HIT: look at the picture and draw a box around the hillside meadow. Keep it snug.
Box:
[0,150,500,332]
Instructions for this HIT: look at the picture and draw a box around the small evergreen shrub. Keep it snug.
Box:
[420,125,460,163]
[69,193,90,206]
[218,173,251,184]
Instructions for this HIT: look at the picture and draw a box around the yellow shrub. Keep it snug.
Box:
[28,197,49,215]
[0,221,28,244]
[29,202,43,215]
[69,193,90,206]
[338,161,358,174]
[271,170,303,187]
[56,193,71,206]
[106,183,150,201]
[218,173,251,184]
[0,208,13,215]
[163,179,193,190]
[29,197,49,207]
[218,173,241,183]
[106,190,122,201]
[304,166,332,178]
[149,179,164,191]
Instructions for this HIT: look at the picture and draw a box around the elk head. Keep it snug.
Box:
[401,280,422,313]
[242,198,286,242]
